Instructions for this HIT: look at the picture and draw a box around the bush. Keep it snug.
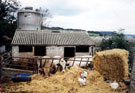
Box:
[100,33,134,71]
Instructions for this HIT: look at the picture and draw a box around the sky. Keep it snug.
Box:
[17,0,135,34]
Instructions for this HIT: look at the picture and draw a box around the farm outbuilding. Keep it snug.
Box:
[11,30,95,58]
[17,7,42,30]
[11,7,95,58]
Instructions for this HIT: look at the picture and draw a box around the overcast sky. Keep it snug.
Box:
[18,0,135,34]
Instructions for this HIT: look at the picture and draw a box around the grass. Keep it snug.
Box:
[88,33,100,36]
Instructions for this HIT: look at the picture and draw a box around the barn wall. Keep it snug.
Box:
[12,46,34,57]
[18,47,34,57]
[12,45,95,58]
[46,46,64,57]
[19,52,34,57]
[75,53,90,56]
[92,46,95,56]
[89,46,95,56]
[12,46,19,57]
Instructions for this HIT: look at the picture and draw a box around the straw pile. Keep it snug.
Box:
[93,49,129,81]
[0,66,128,93]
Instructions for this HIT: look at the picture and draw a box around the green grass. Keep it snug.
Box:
[88,33,100,36]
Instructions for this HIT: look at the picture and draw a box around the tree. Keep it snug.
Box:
[100,32,134,70]
[0,0,20,50]
[39,7,52,28]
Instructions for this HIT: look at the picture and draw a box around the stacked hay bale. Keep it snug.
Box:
[93,49,129,81]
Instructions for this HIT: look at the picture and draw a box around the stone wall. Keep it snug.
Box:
[12,46,19,57]
[12,45,94,58]
[46,46,64,57]
[18,47,34,57]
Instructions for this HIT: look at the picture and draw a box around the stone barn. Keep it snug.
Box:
[11,7,95,58]
[11,30,95,58]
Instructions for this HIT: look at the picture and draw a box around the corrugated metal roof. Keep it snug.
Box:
[11,30,95,46]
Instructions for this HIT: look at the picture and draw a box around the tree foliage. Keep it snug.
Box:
[39,7,52,28]
[100,33,134,69]
[0,0,20,50]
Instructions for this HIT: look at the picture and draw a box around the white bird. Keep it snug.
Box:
[81,71,87,78]
[110,80,119,92]
[78,77,86,86]
[78,71,87,86]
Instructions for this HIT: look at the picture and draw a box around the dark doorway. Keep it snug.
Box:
[76,46,89,52]
[64,47,75,57]
[19,45,32,52]
[34,46,46,56]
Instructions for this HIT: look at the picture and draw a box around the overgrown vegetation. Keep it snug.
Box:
[100,33,134,70]
[0,0,20,51]
[40,8,52,28]
[88,31,117,36]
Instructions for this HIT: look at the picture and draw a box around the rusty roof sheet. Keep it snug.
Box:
[11,30,95,46]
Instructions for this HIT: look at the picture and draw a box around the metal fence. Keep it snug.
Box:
[0,52,93,78]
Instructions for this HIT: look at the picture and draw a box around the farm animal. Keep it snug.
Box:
[67,56,93,68]
[38,56,67,77]
[80,71,87,78]
[40,60,57,78]
[110,80,119,91]
[78,71,88,86]
[58,58,66,72]
[53,56,66,72]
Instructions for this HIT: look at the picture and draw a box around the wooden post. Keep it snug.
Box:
[79,58,82,67]
[91,46,94,56]
[40,59,42,68]
[50,58,54,67]
[130,59,135,93]
[86,57,89,67]
[72,57,75,66]
[36,58,39,74]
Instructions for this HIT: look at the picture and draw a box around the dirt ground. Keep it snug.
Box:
[0,66,129,93]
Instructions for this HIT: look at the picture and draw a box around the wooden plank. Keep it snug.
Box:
[79,58,82,66]
[72,58,75,66]
[2,67,33,73]
[40,59,42,68]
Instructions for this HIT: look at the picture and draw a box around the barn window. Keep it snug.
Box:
[19,45,32,52]
[34,46,46,56]
[64,47,75,57]
[76,46,89,52]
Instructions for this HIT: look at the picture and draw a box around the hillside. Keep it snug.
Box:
[42,26,135,37]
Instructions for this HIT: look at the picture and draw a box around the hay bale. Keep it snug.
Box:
[0,66,128,93]
[93,49,129,81]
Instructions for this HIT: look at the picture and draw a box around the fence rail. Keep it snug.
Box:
[0,52,93,78]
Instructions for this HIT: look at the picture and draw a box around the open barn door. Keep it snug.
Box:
[64,47,75,57]
[34,46,46,56]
